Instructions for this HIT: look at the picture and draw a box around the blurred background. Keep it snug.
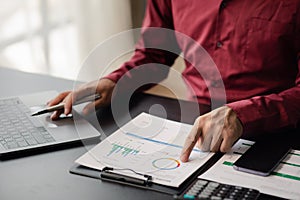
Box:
[0,0,187,99]
[0,0,146,80]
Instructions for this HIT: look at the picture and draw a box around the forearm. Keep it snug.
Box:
[105,47,178,83]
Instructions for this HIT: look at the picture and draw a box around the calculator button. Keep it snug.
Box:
[208,182,220,188]
[177,178,260,200]
[187,191,198,196]
[198,193,209,199]
[196,180,208,185]
[211,196,222,200]
[183,194,195,199]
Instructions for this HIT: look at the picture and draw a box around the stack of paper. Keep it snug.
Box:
[200,139,300,199]
[76,113,214,187]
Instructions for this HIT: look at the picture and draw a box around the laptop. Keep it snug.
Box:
[0,91,100,157]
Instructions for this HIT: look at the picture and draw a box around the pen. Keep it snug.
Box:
[31,94,101,116]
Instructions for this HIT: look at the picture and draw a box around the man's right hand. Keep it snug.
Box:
[47,78,116,120]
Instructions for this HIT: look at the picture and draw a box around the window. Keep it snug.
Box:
[0,0,143,80]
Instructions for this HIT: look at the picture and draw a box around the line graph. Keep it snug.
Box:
[126,132,202,153]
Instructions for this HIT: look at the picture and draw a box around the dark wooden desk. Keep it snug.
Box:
[0,67,298,200]
[0,68,173,200]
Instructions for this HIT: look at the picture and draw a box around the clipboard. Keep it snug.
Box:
[69,152,223,195]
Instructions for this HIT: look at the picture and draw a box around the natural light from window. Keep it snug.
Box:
[0,0,82,80]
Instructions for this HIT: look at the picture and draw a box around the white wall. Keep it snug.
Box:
[0,0,188,100]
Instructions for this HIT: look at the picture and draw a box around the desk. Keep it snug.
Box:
[0,67,299,200]
[0,68,170,200]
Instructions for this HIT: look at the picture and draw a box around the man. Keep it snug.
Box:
[48,0,300,162]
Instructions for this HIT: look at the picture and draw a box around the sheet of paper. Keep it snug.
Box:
[200,139,300,199]
[75,112,214,187]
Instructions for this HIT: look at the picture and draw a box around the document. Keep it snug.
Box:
[199,139,300,199]
[75,113,214,187]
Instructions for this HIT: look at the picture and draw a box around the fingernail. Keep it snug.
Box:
[64,108,69,115]
[180,154,188,162]
[51,113,56,120]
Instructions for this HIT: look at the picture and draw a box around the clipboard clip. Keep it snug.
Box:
[101,167,152,186]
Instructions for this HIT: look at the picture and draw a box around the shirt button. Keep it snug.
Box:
[220,1,227,9]
[217,41,223,48]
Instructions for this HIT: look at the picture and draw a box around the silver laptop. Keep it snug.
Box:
[0,91,100,157]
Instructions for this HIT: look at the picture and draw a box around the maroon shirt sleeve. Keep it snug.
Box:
[227,6,300,134]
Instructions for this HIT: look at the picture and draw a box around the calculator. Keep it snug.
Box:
[174,178,260,200]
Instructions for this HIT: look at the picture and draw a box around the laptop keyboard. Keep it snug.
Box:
[0,97,55,150]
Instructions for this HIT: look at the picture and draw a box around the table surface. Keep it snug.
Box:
[0,67,298,200]
[0,68,182,200]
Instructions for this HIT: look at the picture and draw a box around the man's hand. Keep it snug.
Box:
[47,78,115,120]
[180,106,243,162]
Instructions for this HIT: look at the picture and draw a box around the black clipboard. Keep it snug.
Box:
[69,152,222,195]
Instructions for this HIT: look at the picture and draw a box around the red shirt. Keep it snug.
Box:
[106,0,300,134]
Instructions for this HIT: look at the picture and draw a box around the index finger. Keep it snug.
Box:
[47,91,71,106]
[180,122,202,162]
